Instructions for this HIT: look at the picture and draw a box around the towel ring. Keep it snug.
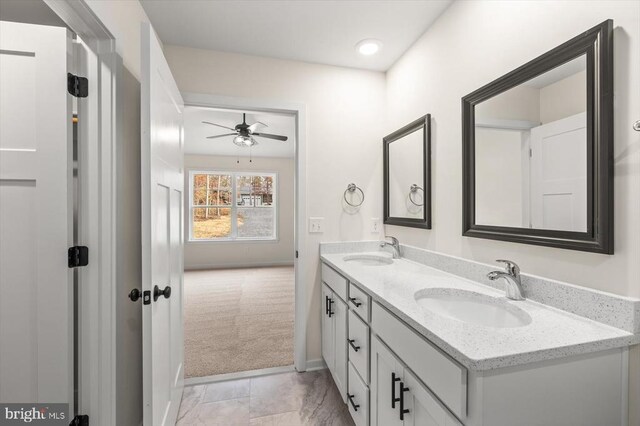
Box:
[409,184,424,206]
[344,183,365,207]
[634,120,640,131]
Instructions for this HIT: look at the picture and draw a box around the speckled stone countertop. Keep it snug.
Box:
[320,249,640,371]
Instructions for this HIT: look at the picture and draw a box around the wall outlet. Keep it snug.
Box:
[371,218,381,234]
[309,217,325,233]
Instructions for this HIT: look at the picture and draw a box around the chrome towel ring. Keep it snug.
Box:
[409,184,424,206]
[634,120,640,131]
[344,183,365,207]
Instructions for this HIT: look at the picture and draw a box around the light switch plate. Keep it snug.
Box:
[371,218,381,233]
[309,217,325,233]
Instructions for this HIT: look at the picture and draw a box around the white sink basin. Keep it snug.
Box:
[343,254,393,266]
[414,288,532,328]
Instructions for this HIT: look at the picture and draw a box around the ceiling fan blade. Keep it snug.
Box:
[248,121,268,133]
[252,132,288,141]
[202,121,235,131]
[206,133,236,139]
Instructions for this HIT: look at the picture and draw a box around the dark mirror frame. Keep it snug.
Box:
[462,20,613,254]
[384,114,431,229]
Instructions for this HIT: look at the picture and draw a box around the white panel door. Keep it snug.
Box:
[371,337,403,426]
[0,21,73,408]
[141,22,185,426]
[530,112,587,231]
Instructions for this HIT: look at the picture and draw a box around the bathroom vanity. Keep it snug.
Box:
[319,242,639,426]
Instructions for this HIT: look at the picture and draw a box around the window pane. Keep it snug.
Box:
[207,190,232,206]
[192,207,231,239]
[236,175,275,206]
[237,207,274,238]
[193,173,231,206]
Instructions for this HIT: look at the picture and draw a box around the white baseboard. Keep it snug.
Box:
[185,261,294,271]
[305,358,327,371]
[184,360,327,388]
[185,364,295,386]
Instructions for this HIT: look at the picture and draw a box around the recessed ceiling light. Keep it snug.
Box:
[356,39,382,56]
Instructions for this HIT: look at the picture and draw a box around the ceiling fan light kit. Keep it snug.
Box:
[203,113,288,148]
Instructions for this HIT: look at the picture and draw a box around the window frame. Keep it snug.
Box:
[188,169,278,242]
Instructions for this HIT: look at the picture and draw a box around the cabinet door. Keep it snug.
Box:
[402,369,461,426]
[333,296,348,400]
[371,337,403,426]
[322,284,334,371]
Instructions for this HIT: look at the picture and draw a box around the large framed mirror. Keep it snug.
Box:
[384,114,431,229]
[462,20,613,253]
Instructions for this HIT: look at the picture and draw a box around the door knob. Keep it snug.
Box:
[153,285,171,301]
[129,289,141,301]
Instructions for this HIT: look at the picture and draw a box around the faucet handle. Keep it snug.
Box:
[496,259,520,276]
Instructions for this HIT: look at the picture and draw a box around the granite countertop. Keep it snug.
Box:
[320,251,640,371]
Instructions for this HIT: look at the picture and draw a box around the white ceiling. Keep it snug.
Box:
[140,0,452,71]
[184,106,296,158]
[0,0,68,28]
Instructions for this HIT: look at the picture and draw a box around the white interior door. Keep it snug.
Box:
[141,22,185,426]
[530,112,587,231]
[0,21,73,409]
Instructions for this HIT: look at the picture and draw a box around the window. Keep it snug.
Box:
[189,171,277,241]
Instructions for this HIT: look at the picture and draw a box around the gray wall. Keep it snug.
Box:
[184,154,295,270]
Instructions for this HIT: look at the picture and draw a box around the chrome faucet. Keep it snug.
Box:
[487,259,525,300]
[380,236,401,259]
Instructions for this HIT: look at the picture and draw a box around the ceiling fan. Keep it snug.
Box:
[202,113,288,147]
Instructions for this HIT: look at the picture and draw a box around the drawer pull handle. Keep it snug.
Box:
[391,372,401,408]
[399,381,410,421]
[347,338,360,352]
[349,297,362,307]
[347,393,360,411]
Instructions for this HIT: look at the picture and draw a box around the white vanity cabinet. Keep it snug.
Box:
[321,265,348,400]
[320,258,631,426]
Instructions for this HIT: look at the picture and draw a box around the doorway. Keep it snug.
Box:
[181,99,306,384]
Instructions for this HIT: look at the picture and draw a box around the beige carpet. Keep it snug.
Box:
[184,266,294,378]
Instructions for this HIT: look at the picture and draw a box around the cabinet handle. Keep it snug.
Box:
[391,372,401,408]
[325,295,329,315]
[399,381,410,421]
[328,298,334,317]
[347,338,360,352]
[347,393,360,411]
[349,297,362,307]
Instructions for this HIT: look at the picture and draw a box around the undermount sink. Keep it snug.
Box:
[414,288,532,328]
[343,254,394,266]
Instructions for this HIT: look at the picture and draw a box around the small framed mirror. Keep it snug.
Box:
[462,20,613,253]
[384,114,431,229]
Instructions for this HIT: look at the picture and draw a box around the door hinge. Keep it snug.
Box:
[67,73,88,98]
[296,250,299,259]
[529,148,533,157]
[68,246,89,268]
[69,414,89,426]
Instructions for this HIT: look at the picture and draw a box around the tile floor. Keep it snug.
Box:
[177,370,355,425]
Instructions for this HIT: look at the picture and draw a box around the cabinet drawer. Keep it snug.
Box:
[349,282,371,322]
[348,309,370,384]
[371,302,467,419]
[322,263,348,302]
[348,361,370,426]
